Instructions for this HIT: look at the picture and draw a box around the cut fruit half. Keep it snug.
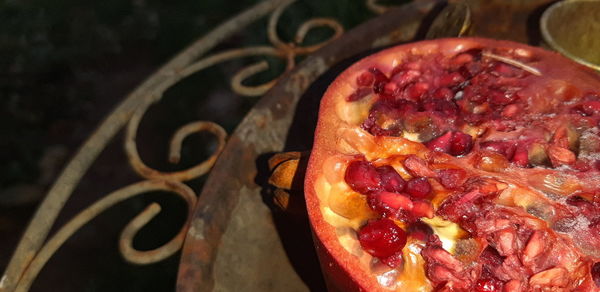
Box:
[305,38,600,291]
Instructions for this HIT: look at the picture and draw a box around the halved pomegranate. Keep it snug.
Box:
[304,38,600,291]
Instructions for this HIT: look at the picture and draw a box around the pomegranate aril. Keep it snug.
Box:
[369,67,389,94]
[463,85,486,103]
[376,165,406,193]
[406,177,432,199]
[438,72,465,88]
[501,104,520,117]
[426,131,453,153]
[411,200,434,218]
[592,262,600,288]
[422,99,458,117]
[383,82,399,96]
[356,71,375,87]
[391,70,421,87]
[449,131,473,156]
[432,87,454,100]
[581,101,600,116]
[380,251,403,268]
[488,90,516,106]
[511,145,529,167]
[475,278,504,292]
[345,160,380,194]
[480,140,516,159]
[426,131,472,156]
[358,218,407,258]
[405,82,429,100]
[450,52,475,67]
[377,191,413,211]
[437,168,467,189]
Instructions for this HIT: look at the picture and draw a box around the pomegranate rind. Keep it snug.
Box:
[305,38,600,291]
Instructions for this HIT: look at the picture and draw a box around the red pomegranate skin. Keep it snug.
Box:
[304,38,600,292]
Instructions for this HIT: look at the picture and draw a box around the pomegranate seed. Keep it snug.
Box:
[381,251,403,268]
[581,101,600,116]
[479,140,516,159]
[512,145,531,167]
[377,191,414,211]
[438,72,465,88]
[422,99,458,117]
[475,278,504,292]
[426,131,453,153]
[501,104,520,118]
[369,67,389,94]
[383,82,399,96]
[411,200,434,218]
[449,131,473,156]
[451,52,475,67]
[463,85,486,103]
[572,160,592,172]
[358,218,407,258]
[592,262,600,287]
[403,155,436,177]
[406,177,432,198]
[346,87,371,102]
[345,160,380,194]
[406,82,429,100]
[376,165,406,193]
[432,87,454,100]
[395,99,419,113]
[437,168,467,189]
[488,90,516,106]
[391,70,421,87]
[356,71,375,87]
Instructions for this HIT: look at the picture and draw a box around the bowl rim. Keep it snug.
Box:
[540,0,600,71]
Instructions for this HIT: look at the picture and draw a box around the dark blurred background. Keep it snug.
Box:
[0,0,384,291]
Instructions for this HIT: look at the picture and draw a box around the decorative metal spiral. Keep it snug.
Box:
[0,0,346,291]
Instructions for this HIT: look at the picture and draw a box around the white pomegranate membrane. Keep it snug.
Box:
[313,42,600,291]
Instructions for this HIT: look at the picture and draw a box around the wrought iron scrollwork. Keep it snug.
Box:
[0,0,346,291]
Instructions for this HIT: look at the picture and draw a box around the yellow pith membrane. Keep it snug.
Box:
[306,38,600,291]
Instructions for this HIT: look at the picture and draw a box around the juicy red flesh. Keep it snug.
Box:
[358,218,407,261]
[475,278,504,292]
[338,43,600,291]
[436,168,467,189]
[376,165,406,193]
[449,131,473,156]
[592,262,600,287]
[345,160,380,194]
[426,131,473,156]
[406,177,432,199]
[350,48,600,172]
